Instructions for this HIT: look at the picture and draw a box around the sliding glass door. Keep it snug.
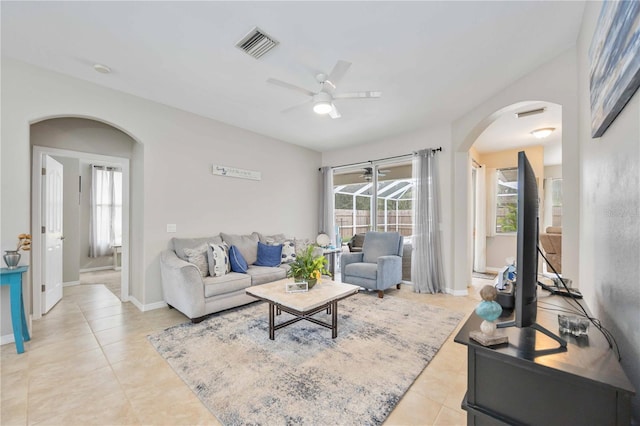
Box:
[334,161,413,247]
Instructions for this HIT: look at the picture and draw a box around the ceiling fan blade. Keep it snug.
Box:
[334,91,382,99]
[281,99,312,114]
[266,78,315,97]
[329,104,341,119]
[326,60,351,89]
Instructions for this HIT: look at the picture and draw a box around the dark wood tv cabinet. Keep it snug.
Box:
[455,293,635,425]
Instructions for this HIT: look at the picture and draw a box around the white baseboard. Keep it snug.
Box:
[447,287,469,296]
[128,296,167,312]
[0,333,15,345]
[63,280,81,287]
[80,266,114,273]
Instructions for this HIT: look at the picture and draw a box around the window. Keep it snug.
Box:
[495,168,518,233]
[90,166,123,257]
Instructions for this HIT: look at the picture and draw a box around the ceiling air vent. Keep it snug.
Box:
[235,27,279,59]
[516,107,546,118]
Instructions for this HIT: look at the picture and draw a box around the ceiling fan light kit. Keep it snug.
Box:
[266,60,381,119]
[313,101,333,115]
[531,127,555,139]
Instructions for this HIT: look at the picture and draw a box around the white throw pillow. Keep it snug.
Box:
[207,243,230,277]
[183,244,209,278]
[281,240,296,264]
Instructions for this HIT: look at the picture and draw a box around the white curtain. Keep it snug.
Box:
[411,149,445,293]
[473,165,487,272]
[319,166,336,247]
[90,166,122,257]
[485,167,497,237]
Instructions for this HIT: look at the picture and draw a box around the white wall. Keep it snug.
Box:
[1,59,321,338]
[322,125,457,294]
[577,2,640,420]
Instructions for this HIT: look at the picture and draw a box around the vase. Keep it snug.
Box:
[307,278,317,289]
[3,250,21,269]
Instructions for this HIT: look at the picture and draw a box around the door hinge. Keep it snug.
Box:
[42,226,46,233]
[41,284,46,292]
[42,167,46,175]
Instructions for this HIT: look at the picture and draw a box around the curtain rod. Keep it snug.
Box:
[323,146,442,171]
[472,158,482,168]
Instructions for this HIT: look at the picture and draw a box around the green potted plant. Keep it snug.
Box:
[286,245,331,289]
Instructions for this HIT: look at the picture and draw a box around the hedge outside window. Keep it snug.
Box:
[496,168,518,233]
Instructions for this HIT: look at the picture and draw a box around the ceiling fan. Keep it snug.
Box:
[266,60,381,119]
[360,167,390,181]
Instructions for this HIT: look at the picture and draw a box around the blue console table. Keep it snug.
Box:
[0,266,31,353]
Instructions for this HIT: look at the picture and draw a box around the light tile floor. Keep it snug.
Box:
[1,279,488,425]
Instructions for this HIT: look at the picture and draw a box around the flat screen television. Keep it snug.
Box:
[515,151,539,328]
[499,151,566,348]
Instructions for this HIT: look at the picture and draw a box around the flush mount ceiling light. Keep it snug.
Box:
[531,127,555,139]
[93,63,111,74]
[312,92,333,115]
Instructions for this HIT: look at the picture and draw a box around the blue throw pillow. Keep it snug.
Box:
[229,245,248,273]
[254,242,283,267]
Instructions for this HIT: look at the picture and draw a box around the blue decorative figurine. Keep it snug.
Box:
[475,285,503,336]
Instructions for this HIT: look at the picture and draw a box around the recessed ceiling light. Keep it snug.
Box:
[531,127,555,139]
[93,64,111,74]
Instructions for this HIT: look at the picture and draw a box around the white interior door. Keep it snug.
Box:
[43,155,64,313]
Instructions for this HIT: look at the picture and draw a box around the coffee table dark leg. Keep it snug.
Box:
[331,300,338,338]
[269,302,275,340]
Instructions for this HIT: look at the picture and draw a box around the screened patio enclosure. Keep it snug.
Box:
[333,164,414,242]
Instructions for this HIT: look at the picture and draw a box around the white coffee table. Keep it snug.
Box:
[246,278,360,340]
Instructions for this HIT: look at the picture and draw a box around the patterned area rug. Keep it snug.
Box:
[148,293,464,425]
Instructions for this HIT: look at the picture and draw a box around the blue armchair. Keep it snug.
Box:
[341,232,404,298]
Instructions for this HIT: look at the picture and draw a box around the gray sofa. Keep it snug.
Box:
[160,232,296,322]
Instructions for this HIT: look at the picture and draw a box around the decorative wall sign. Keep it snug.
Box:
[211,165,261,181]
[589,1,640,138]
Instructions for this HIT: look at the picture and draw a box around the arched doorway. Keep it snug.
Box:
[30,117,141,318]
[452,101,564,293]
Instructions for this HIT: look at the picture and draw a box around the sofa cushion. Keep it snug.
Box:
[246,265,287,286]
[259,233,287,245]
[221,232,260,265]
[254,242,283,267]
[281,240,296,263]
[207,243,230,277]
[183,244,209,278]
[203,273,251,298]
[171,235,223,261]
[229,246,249,273]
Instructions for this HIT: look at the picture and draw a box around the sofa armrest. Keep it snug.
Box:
[160,250,206,319]
[377,255,403,289]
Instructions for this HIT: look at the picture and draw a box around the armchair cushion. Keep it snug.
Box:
[362,232,403,263]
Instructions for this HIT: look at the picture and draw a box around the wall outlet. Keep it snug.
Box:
[166,224,177,233]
